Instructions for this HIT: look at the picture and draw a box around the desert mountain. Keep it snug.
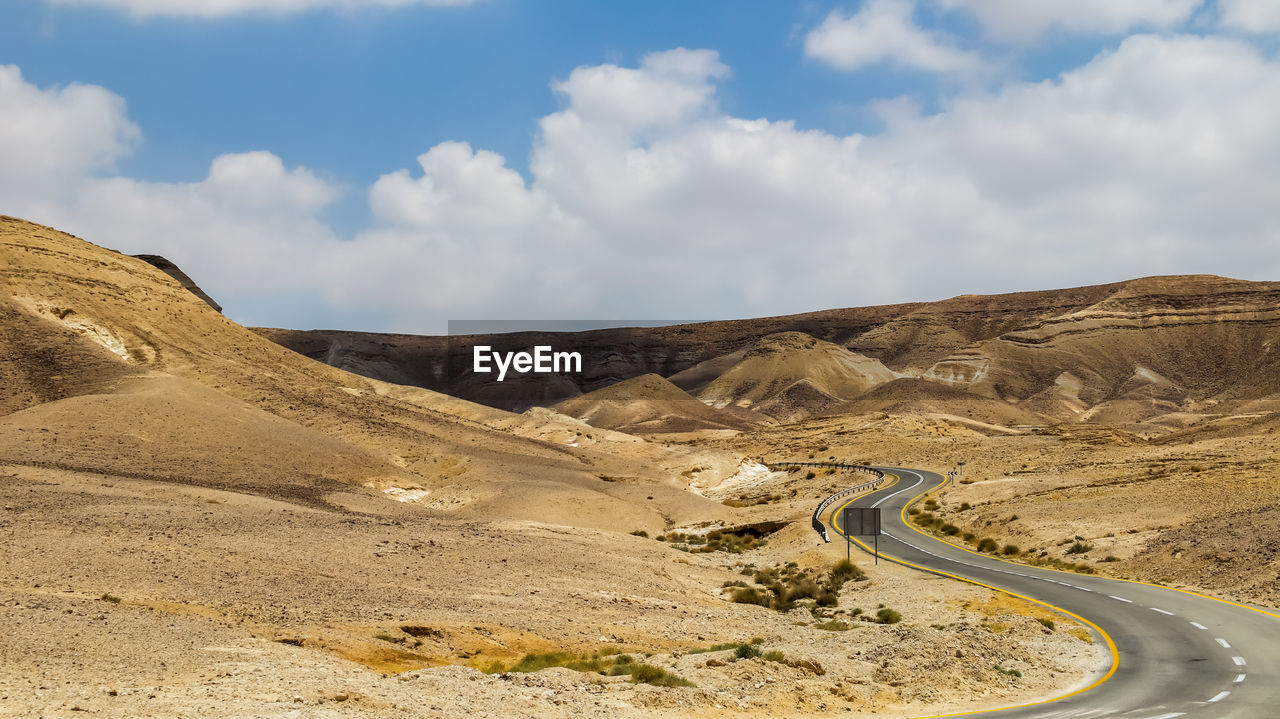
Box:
[260,275,1280,434]
[0,216,744,529]
[920,276,1280,421]
[552,373,764,434]
[696,332,896,421]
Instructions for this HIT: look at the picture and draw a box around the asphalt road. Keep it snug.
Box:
[825,466,1280,719]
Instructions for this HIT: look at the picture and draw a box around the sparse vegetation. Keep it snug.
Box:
[481,649,694,687]
[1037,617,1055,630]
[1066,542,1094,555]
[630,530,648,538]
[689,641,751,655]
[875,607,902,624]
[627,664,694,687]
[729,559,866,613]
[721,493,783,508]
[994,664,1022,678]
[976,538,999,553]
[730,586,771,607]
[1001,544,1020,555]
[99,593,122,604]
[734,643,761,660]
[663,528,771,554]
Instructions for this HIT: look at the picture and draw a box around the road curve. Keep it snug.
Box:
[825,466,1280,719]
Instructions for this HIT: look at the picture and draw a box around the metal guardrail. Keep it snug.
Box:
[768,462,885,543]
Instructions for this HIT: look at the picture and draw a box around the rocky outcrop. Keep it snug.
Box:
[131,254,223,312]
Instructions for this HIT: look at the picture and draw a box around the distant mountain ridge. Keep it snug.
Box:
[256,274,1280,433]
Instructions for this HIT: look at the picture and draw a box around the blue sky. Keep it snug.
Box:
[2,1,1278,332]
[2,2,981,195]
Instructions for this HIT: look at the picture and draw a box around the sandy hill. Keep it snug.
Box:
[837,378,1051,428]
[0,216,744,530]
[695,332,897,421]
[552,373,764,434]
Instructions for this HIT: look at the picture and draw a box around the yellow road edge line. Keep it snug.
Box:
[900,471,1280,622]
[829,471,1120,719]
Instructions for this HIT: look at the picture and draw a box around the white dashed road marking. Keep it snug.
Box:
[839,468,1257,719]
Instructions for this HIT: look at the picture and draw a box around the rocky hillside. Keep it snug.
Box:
[0,215,743,528]
[259,275,1280,432]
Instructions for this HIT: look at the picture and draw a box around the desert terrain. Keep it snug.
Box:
[4,215,1279,717]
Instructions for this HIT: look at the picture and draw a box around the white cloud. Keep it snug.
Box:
[938,0,1203,41]
[47,0,477,20]
[1218,0,1280,33]
[332,141,593,318]
[0,65,139,211]
[804,0,981,73]
[59,152,343,297]
[550,49,728,134]
[5,38,1280,333]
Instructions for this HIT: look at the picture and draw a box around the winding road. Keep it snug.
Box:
[822,466,1280,719]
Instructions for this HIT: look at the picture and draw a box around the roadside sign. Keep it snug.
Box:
[841,506,882,564]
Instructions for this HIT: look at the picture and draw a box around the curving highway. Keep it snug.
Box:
[822,466,1280,719]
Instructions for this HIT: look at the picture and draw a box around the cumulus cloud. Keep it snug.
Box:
[804,0,981,73]
[47,0,476,20]
[5,39,1280,332]
[61,152,343,295]
[332,141,593,319]
[937,0,1202,41]
[0,65,139,211]
[1218,0,1280,33]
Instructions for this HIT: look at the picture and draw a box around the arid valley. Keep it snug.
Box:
[3,215,1279,718]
